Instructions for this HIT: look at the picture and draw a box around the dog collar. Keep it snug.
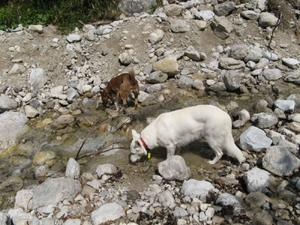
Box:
[140,137,150,151]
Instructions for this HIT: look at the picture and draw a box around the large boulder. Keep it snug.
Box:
[32,177,81,209]
[0,111,28,151]
[262,146,300,176]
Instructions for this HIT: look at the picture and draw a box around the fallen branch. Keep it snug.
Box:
[268,14,281,50]
[75,117,111,160]
[76,139,130,160]
[75,112,136,160]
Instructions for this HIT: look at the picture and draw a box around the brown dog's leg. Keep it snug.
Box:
[133,91,139,109]
[115,92,120,111]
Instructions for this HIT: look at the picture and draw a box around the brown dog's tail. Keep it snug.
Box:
[128,69,137,86]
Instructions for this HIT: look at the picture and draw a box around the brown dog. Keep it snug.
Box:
[101,69,139,111]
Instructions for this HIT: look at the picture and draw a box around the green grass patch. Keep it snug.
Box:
[0,0,121,33]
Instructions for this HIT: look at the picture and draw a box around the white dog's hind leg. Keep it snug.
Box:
[207,144,223,164]
[166,145,176,158]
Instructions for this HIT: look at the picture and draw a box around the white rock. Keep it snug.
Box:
[244,167,270,192]
[65,158,80,179]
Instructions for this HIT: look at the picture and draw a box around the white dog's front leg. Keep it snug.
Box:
[166,145,176,158]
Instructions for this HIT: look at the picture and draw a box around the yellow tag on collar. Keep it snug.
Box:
[147,152,151,159]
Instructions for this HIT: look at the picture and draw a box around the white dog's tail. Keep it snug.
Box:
[224,135,245,164]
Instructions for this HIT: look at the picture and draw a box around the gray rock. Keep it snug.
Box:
[148,29,164,44]
[0,111,28,149]
[255,58,269,69]
[214,1,235,17]
[96,163,118,178]
[91,202,125,225]
[251,112,278,129]
[285,70,300,84]
[64,219,81,225]
[259,12,279,28]
[208,82,227,92]
[138,91,150,103]
[211,16,233,39]
[252,210,274,225]
[164,4,184,17]
[216,193,243,216]
[152,56,179,76]
[287,93,300,107]
[192,79,206,92]
[190,9,214,21]
[288,113,300,122]
[274,99,295,113]
[29,68,48,89]
[65,158,80,179]
[229,44,249,60]
[146,83,162,93]
[157,190,175,208]
[34,165,49,179]
[119,52,132,65]
[241,10,260,20]
[32,177,81,209]
[0,94,18,112]
[223,70,242,91]
[170,19,190,33]
[277,139,298,154]
[96,25,113,35]
[14,189,34,211]
[0,174,23,192]
[173,206,189,217]
[28,24,43,33]
[244,167,270,192]
[119,0,157,14]
[262,146,300,176]
[181,179,218,201]
[8,63,26,75]
[24,105,39,118]
[146,71,168,84]
[178,76,194,90]
[244,45,262,62]
[262,68,282,81]
[185,46,201,61]
[287,121,300,133]
[158,155,191,181]
[50,114,75,130]
[66,87,79,102]
[66,34,81,43]
[245,192,270,209]
[50,85,64,99]
[219,57,245,70]
[262,51,279,61]
[238,126,272,152]
[86,30,96,41]
[282,57,300,69]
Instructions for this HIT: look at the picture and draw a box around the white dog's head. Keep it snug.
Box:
[129,129,147,163]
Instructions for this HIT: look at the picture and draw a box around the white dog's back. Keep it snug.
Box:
[130,105,245,164]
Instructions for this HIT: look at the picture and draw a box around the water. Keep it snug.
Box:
[0,80,299,209]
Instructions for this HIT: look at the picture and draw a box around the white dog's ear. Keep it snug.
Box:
[131,129,140,140]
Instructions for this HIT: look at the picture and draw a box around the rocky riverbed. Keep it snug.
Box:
[0,0,300,224]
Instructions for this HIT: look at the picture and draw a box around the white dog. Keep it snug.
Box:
[130,105,245,164]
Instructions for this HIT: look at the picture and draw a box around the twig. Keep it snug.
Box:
[75,118,111,160]
[76,139,130,160]
[268,14,281,50]
[75,112,136,160]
